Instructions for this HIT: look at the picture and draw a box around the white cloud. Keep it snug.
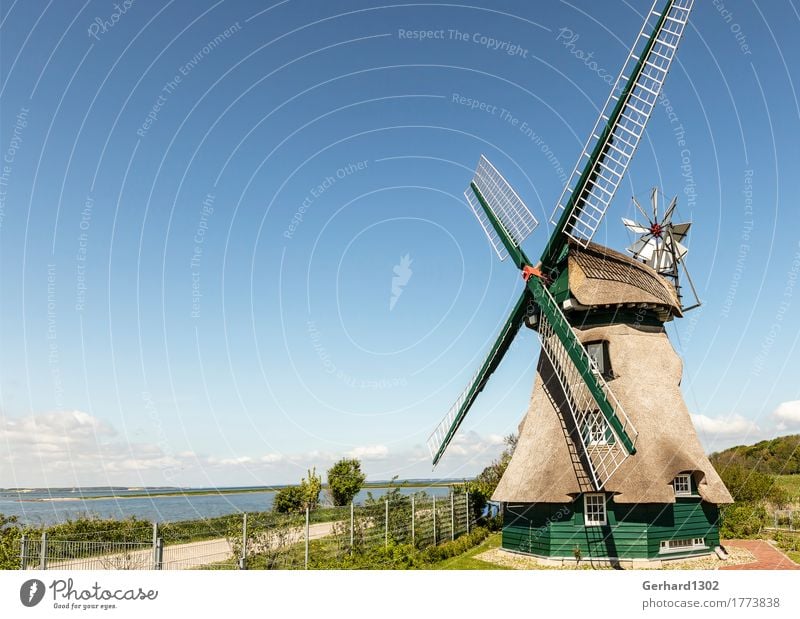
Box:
[691,413,762,453]
[691,413,760,437]
[0,410,505,487]
[772,400,800,429]
[346,445,389,461]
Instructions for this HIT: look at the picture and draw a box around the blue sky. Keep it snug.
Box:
[0,0,798,488]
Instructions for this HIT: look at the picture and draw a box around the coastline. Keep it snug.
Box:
[17,480,457,503]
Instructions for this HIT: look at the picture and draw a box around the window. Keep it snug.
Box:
[585,341,611,378]
[659,538,706,553]
[584,493,606,526]
[582,410,615,446]
[673,474,692,496]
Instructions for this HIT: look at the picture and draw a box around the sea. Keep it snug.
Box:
[0,483,455,525]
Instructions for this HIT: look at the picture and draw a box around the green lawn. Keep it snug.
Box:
[774,474,800,500]
[433,532,509,570]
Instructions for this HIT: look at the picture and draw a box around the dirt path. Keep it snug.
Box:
[42,521,338,570]
[720,539,800,570]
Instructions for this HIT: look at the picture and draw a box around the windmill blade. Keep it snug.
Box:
[629,236,657,262]
[670,221,691,242]
[546,0,693,261]
[651,187,659,222]
[651,243,676,272]
[666,236,689,259]
[632,196,652,224]
[466,155,538,265]
[428,290,531,466]
[662,195,679,224]
[622,217,650,235]
[527,278,639,490]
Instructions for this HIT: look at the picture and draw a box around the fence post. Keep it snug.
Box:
[155,538,163,570]
[239,513,247,570]
[39,532,47,571]
[411,495,415,546]
[20,534,28,570]
[466,491,470,535]
[450,493,455,540]
[152,521,158,569]
[349,502,354,552]
[304,507,309,570]
[384,499,389,549]
[432,496,437,546]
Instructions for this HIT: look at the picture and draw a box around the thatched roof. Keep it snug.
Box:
[568,241,683,320]
[493,322,732,505]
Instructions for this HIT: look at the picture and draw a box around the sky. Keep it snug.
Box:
[0,0,799,488]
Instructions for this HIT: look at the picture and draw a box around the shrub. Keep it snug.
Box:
[0,514,22,570]
[273,486,306,514]
[719,503,768,539]
[300,468,322,511]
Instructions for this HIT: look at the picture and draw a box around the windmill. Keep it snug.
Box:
[427,0,732,564]
[623,187,701,311]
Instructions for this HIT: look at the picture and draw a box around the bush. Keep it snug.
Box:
[0,514,22,570]
[719,503,768,539]
[273,486,305,514]
[421,527,490,563]
[327,458,366,506]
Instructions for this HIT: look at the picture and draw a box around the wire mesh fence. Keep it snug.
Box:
[772,509,800,531]
[16,491,475,571]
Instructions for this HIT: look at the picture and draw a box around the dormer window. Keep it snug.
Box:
[673,473,692,496]
[585,341,611,378]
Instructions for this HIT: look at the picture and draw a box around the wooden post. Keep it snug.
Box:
[152,521,158,570]
[349,502,354,552]
[240,513,247,570]
[20,534,28,570]
[39,532,47,571]
[304,507,310,569]
[466,491,470,534]
[411,495,415,546]
[432,496,437,546]
[451,493,456,540]
[155,538,163,570]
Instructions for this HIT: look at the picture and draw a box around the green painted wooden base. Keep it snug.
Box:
[502,494,721,560]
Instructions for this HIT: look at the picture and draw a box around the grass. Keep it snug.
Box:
[774,474,800,500]
[433,532,509,570]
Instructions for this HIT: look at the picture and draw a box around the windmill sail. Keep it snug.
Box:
[466,155,538,264]
[528,277,638,490]
[427,290,531,465]
[547,0,693,256]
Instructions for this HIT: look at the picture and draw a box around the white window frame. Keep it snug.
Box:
[583,493,607,526]
[586,341,607,376]
[659,537,706,554]
[584,410,609,445]
[673,474,692,496]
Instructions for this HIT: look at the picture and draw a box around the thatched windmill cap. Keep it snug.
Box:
[567,240,683,321]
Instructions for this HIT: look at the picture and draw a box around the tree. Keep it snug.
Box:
[716,463,787,505]
[327,458,366,506]
[300,467,322,511]
[465,433,517,521]
[273,486,305,514]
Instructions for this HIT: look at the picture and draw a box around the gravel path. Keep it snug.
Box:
[42,521,338,570]
[473,545,757,570]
